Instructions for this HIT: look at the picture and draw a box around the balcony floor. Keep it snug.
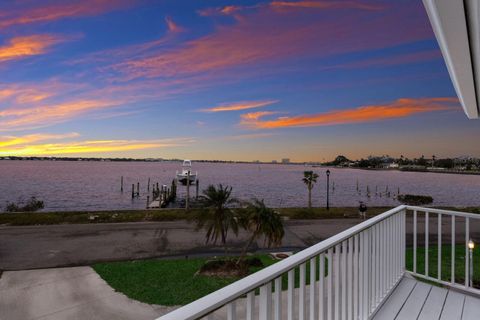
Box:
[373,276,480,320]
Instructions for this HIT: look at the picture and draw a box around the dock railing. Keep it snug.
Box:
[158,205,407,320]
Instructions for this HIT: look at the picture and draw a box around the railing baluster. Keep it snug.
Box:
[451,215,455,284]
[288,269,294,320]
[334,244,341,320]
[381,220,385,297]
[274,277,282,320]
[388,217,393,288]
[373,225,378,305]
[425,211,429,277]
[260,282,272,320]
[309,257,316,320]
[413,210,417,274]
[347,237,353,320]
[362,230,370,319]
[227,301,236,320]
[328,248,333,320]
[246,292,254,320]
[387,217,391,289]
[358,232,364,319]
[402,209,406,271]
[353,234,359,320]
[465,217,470,288]
[319,252,325,320]
[299,263,306,320]
[341,241,347,320]
[396,213,400,279]
[438,213,442,281]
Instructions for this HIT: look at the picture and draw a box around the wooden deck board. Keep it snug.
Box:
[372,277,416,320]
[396,281,431,320]
[417,286,448,320]
[461,295,480,320]
[439,291,465,320]
[374,276,480,320]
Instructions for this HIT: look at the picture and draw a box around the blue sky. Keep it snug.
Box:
[0,0,477,161]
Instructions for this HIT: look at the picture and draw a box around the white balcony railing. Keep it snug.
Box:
[405,206,480,296]
[158,206,407,320]
[158,205,480,320]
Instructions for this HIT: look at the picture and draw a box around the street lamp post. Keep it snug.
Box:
[326,169,330,210]
[468,239,474,287]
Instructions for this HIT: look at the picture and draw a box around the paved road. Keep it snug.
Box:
[0,219,364,270]
[0,266,176,320]
[1,217,479,270]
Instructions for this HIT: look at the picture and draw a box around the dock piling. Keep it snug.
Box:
[186,171,190,210]
[121,176,123,192]
[195,179,199,199]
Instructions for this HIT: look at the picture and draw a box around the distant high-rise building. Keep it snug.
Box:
[281,158,290,164]
[272,160,278,164]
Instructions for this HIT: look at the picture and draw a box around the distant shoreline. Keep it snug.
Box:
[322,166,480,176]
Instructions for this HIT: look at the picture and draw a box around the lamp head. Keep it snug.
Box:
[326,169,330,176]
[469,239,475,250]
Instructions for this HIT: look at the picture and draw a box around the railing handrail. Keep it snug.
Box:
[157,205,407,320]
[405,205,480,219]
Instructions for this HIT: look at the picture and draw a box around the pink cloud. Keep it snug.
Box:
[112,1,432,81]
[0,0,139,30]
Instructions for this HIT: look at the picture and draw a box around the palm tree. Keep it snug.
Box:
[237,199,284,263]
[194,184,238,253]
[302,171,319,208]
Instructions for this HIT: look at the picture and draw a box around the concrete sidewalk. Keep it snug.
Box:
[0,267,176,320]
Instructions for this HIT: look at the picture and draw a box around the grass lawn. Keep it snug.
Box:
[94,245,480,307]
[2,206,480,226]
[93,255,280,306]
[0,206,395,226]
[405,244,480,286]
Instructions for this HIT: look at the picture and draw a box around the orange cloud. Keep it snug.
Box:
[240,97,458,129]
[0,135,194,156]
[0,35,66,62]
[199,1,380,16]
[199,100,278,112]
[0,133,79,148]
[0,0,137,29]
[0,99,121,130]
[198,5,253,16]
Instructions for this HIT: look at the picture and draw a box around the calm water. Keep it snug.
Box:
[0,160,479,211]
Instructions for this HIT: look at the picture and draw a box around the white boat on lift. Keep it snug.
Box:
[176,160,197,185]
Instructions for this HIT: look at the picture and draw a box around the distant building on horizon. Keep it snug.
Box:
[281,158,290,164]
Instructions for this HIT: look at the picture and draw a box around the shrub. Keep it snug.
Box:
[397,194,433,206]
[5,197,44,212]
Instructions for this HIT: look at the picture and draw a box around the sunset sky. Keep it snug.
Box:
[0,0,478,162]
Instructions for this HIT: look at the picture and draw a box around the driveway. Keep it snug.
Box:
[0,266,176,320]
